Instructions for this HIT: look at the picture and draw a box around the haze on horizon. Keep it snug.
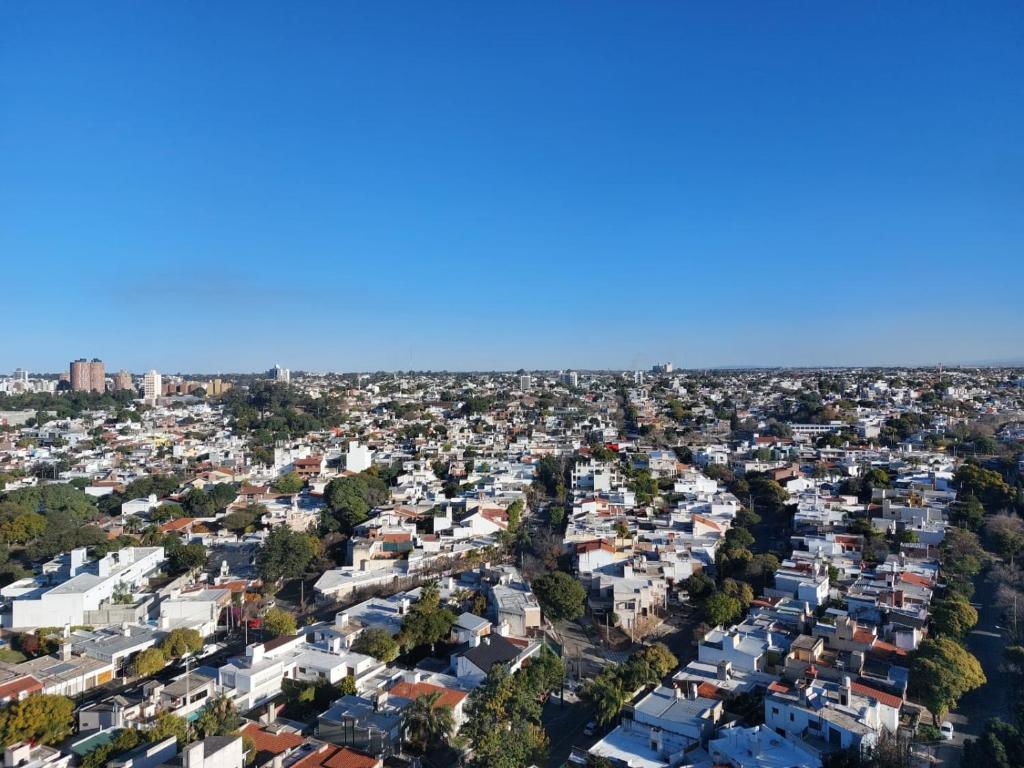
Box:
[2,2,1022,373]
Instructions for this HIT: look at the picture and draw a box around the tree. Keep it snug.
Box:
[149,712,191,746]
[161,628,203,659]
[182,488,215,517]
[532,571,587,622]
[987,514,1024,566]
[704,592,742,627]
[221,504,265,533]
[272,472,304,495]
[167,541,207,574]
[0,694,74,745]
[131,647,167,677]
[351,628,400,662]
[962,718,1024,768]
[951,495,986,531]
[256,526,317,583]
[401,692,456,754]
[194,694,240,738]
[585,670,627,725]
[910,636,986,723]
[955,463,1014,513]
[264,607,297,637]
[399,583,456,651]
[322,476,372,533]
[930,597,979,641]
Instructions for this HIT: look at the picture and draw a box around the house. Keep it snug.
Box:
[453,633,539,686]
[588,684,722,768]
[698,627,767,672]
[709,724,821,768]
[2,547,165,629]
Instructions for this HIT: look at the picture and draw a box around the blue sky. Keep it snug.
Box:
[1,2,1022,373]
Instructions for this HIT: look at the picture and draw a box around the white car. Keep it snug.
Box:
[940,722,954,741]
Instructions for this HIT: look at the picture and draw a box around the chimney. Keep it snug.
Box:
[373,691,388,711]
[402,670,420,684]
[716,661,732,681]
[122,622,131,637]
[470,634,480,648]
[264,702,278,724]
[674,684,684,699]
[687,681,699,700]
[61,642,72,661]
[336,611,349,628]
[840,676,852,706]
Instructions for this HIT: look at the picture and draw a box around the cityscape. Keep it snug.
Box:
[3,3,1023,768]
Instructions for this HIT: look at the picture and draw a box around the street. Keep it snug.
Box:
[930,568,1011,766]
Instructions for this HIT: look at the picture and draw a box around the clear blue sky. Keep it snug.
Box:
[2,2,1022,373]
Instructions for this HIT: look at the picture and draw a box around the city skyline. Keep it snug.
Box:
[2,2,1022,372]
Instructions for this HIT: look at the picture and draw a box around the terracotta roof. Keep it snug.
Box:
[0,675,43,701]
[160,518,196,533]
[389,680,467,710]
[290,745,381,768]
[851,681,903,710]
[576,540,614,554]
[768,681,791,694]
[239,722,304,759]
[900,572,933,587]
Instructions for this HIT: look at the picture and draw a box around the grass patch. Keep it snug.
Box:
[0,648,27,663]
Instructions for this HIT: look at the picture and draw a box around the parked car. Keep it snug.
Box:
[940,722,954,741]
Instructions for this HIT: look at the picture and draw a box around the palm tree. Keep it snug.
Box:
[401,692,455,754]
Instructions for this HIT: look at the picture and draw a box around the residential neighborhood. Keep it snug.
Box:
[0,366,1022,768]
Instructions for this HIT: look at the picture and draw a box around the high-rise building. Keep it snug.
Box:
[70,359,91,391]
[651,362,673,374]
[89,359,106,392]
[143,370,162,404]
[12,368,29,386]
[559,370,578,387]
[519,374,533,391]
[206,378,232,396]
[114,370,134,391]
[268,365,290,384]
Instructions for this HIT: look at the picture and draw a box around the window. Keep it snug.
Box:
[771,707,779,716]
[789,713,794,722]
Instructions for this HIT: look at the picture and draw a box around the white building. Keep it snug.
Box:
[2,547,165,629]
[346,441,374,473]
[143,370,162,404]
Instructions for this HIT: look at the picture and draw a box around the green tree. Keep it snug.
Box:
[272,472,304,495]
[131,646,167,677]
[167,541,207,575]
[585,670,627,725]
[148,712,191,746]
[256,526,317,583]
[194,694,240,738]
[910,636,986,723]
[264,607,298,637]
[351,627,400,662]
[532,571,587,622]
[961,718,1024,768]
[930,597,979,641]
[161,628,203,659]
[704,592,742,627]
[987,514,1024,566]
[221,504,265,533]
[0,694,75,745]
[401,692,456,754]
[399,583,456,651]
[182,488,215,517]
[322,476,372,533]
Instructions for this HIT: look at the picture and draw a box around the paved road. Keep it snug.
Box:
[543,695,595,768]
[931,568,1011,766]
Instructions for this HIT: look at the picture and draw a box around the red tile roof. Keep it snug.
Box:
[290,745,381,768]
[0,675,43,702]
[239,722,304,757]
[851,681,903,710]
[389,680,467,710]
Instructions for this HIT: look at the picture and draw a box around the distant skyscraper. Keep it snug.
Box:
[269,364,290,384]
[12,368,29,386]
[559,370,578,387]
[651,362,673,374]
[70,359,90,391]
[519,374,533,391]
[71,358,105,391]
[89,359,106,392]
[143,370,162,404]
[114,370,134,391]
